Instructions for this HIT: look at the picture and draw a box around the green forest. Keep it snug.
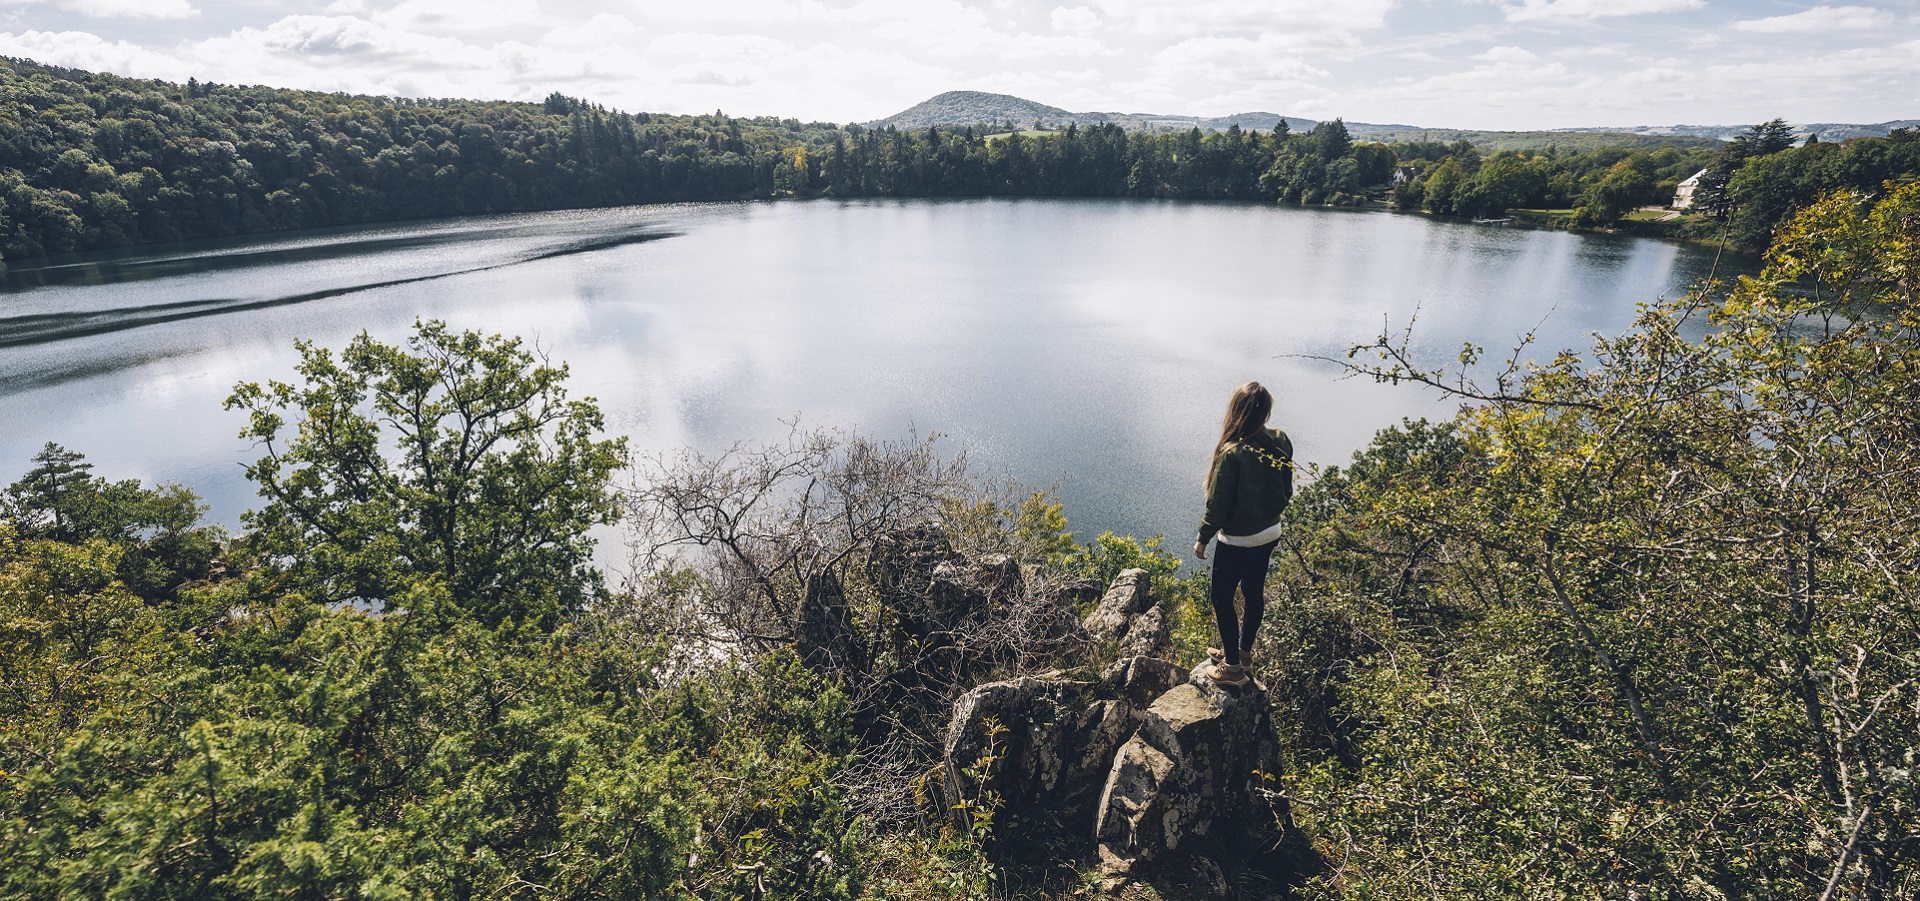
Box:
[1392,119,1920,240]
[5,151,1918,900]
[5,56,1918,265]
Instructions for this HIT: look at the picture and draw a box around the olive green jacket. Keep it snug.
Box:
[1197,427,1294,545]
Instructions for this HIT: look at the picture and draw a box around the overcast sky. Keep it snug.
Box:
[0,0,1914,129]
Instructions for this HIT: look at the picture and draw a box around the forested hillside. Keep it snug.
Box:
[1346,127,1724,151]
[1391,141,1717,221]
[1266,181,1920,898]
[1393,120,1920,245]
[876,90,1081,129]
[0,54,1400,258]
[2,55,1915,264]
[0,57,847,260]
[871,89,1316,134]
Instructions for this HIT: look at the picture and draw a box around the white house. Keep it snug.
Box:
[1672,168,1708,210]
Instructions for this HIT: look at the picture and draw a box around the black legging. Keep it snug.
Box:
[1209,538,1278,666]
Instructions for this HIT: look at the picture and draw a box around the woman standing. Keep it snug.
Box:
[1193,381,1293,686]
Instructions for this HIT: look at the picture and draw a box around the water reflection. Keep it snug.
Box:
[0,198,1758,555]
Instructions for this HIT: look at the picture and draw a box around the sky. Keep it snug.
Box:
[0,0,1914,129]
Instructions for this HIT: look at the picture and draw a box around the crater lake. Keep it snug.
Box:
[0,197,1753,563]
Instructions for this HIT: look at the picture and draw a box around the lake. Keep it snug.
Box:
[0,198,1752,564]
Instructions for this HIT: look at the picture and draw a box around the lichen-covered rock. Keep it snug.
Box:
[1093,669,1280,876]
[796,570,866,672]
[1189,855,1229,898]
[1117,602,1170,659]
[1100,656,1189,710]
[943,671,1136,833]
[1082,568,1152,645]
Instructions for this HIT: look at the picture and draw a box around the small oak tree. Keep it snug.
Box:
[227,320,624,627]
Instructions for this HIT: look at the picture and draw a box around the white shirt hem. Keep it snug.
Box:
[1217,520,1283,547]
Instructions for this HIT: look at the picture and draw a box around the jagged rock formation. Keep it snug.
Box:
[1094,669,1280,882]
[939,569,1283,889]
[1083,568,1171,659]
[942,672,1134,833]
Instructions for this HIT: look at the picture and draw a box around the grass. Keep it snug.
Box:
[1510,208,1575,219]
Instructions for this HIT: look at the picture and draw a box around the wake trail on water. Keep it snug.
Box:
[0,229,680,352]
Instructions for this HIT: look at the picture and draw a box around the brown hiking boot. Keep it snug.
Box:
[1207,662,1249,686]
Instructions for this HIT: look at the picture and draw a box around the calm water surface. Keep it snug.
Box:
[0,198,1754,562]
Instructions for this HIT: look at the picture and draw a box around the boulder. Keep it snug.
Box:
[930,553,1024,617]
[1117,602,1170,659]
[796,570,866,673]
[1100,655,1189,710]
[1083,569,1172,661]
[1093,669,1281,878]
[1083,568,1152,644]
[943,672,1134,833]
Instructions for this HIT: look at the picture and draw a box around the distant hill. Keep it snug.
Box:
[872,91,1911,150]
[1551,120,1920,142]
[871,91,1315,133]
[879,91,1079,130]
[1344,126,1727,152]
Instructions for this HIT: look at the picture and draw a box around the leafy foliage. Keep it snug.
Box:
[1392,142,1715,222]
[0,57,848,261]
[1265,182,1920,898]
[4,442,223,600]
[1,340,862,901]
[226,321,625,628]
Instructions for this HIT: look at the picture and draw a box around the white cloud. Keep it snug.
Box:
[1091,0,1395,38]
[1110,32,1332,113]
[1474,45,1536,62]
[860,0,1114,61]
[1731,5,1894,33]
[59,0,198,18]
[1502,0,1701,23]
[203,15,485,63]
[1051,5,1099,31]
[628,0,832,25]
[0,29,191,77]
[0,0,1913,130]
[376,0,544,34]
[544,13,641,47]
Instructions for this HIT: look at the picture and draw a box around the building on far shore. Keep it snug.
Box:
[1672,168,1708,210]
[1392,166,1421,185]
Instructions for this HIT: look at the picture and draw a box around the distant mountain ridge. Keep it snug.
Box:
[1550,121,1920,142]
[872,90,1319,134]
[871,91,1914,145]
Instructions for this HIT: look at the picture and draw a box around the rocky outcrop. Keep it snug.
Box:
[1101,655,1188,711]
[938,569,1283,889]
[1082,568,1172,660]
[942,653,1192,834]
[930,553,1024,618]
[942,672,1128,833]
[1117,602,1171,659]
[1094,669,1281,881]
[1082,568,1150,641]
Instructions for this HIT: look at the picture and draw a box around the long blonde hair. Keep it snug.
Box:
[1207,381,1272,490]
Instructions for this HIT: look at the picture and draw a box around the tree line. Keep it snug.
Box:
[4,53,1917,263]
[1392,118,1920,243]
[0,51,1404,264]
[0,57,850,259]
